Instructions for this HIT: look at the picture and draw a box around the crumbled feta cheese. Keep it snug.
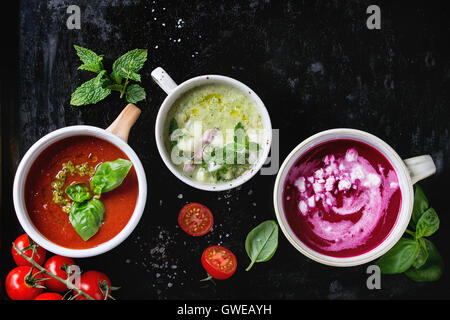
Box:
[345,148,358,162]
[338,179,351,191]
[314,168,324,179]
[325,176,336,191]
[313,182,323,193]
[308,196,315,207]
[295,177,306,192]
[364,173,381,187]
[299,200,308,215]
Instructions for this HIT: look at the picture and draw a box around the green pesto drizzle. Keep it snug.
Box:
[51,161,95,213]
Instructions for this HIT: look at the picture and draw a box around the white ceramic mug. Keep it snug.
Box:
[151,67,272,191]
[273,128,436,267]
[13,104,147,258]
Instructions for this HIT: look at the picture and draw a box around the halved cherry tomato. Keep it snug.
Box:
[5,266,45,300]
[34,292,63,300]
[75,271,113,300]
[12,234,46,267]
[201,245,237,280]
[178,203,213,236]
[44,255,76,292]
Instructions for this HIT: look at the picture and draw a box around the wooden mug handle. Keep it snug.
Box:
[106,103,142,142]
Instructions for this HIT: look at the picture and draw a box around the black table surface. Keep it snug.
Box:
[1,0,449,300]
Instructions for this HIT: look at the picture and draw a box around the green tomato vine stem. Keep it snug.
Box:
[12,242,94,300]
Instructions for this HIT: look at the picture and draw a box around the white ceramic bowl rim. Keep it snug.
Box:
[273,128,414,267]
[154,74,272,191]
[13,125,147,258]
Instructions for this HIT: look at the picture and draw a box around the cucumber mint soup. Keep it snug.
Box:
[165,83,264,183]
[282,139,402,257]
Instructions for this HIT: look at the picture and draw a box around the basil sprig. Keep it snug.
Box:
[90,159,133,195]
[69,199,105,241]
[375,185,443,282]
[245,220,279,271]
[64,158,133,241]
[65,182,91,203]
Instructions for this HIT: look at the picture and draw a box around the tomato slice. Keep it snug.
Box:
[201,245,237,280]
[178,203,213,236]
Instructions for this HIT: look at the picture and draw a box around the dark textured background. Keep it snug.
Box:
[1,0,449,300]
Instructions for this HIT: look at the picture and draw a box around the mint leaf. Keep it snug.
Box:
[70,46,148,106]
[70,71,111,106]
[112,49,147,81]
[74,45,104,73]
[106,84,124,92]
[122,70,141,82]
[126,84,146,103]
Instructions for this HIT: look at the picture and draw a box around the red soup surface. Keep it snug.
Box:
[25,136,139,249]
[282,139,402,258]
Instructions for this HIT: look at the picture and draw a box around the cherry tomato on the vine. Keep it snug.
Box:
[76,271,113,300]
[34,292,63,300]
[201,246,237,280]
[5,266,45,300]
[44,255,76,292]
[12,234,46,267]
[178,203,213,236]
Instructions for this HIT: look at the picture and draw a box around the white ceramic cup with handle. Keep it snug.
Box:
[13,104,147,258]
[151,67,272,191]
[273,128,436,267]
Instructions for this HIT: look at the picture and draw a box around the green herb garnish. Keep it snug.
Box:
[245,220,279,271]
[90,159,133,195]
[70,45,147,106]
[69,199,105,241]
[63,158,133,241]
[168,118,179,149]
[65,182,92,203]
[375,185,443,282]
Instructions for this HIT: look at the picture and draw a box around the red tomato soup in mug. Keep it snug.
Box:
[282,139,402,258]
[25,136,139,249]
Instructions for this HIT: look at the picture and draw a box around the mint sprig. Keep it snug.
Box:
[70,45,147,106]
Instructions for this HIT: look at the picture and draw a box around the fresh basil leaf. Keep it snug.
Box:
[112,49,148,80]
[415,207,439,238]
[91,158,133,194]
[74,45,104,73]
[69,199,105,241]
[412,184,429,226]
[70,71,111,106]
[245,220,279,271]
[375,238,420,274]
[412,238,429,269]
[405,239,444,282]
[65,182,91,203]
[126,84,146,104]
